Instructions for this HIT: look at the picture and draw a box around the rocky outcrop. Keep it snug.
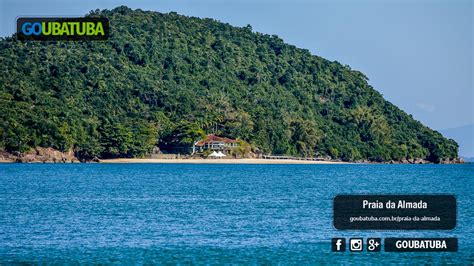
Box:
[410,158,430,164]
[13,147,79,163]
[440,157,464,164]
[0,151,16,162]
[352,157,464,164]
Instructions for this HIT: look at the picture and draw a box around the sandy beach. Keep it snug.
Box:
[100,158,347,164]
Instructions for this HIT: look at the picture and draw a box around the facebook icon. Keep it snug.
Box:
[332,238,346,252]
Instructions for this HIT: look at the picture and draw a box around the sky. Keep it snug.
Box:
[0,0,472,131]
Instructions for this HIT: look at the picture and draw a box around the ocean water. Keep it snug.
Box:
[0,163,472,264]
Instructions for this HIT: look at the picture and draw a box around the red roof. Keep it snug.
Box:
[195,134,238,146]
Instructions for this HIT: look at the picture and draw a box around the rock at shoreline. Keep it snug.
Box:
[11,147,79,163]
[440,157,464,164]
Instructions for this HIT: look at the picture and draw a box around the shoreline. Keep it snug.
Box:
[0,157,467,164]
[99,158,348,164]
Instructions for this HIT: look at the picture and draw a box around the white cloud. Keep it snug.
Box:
[416,102,436,113]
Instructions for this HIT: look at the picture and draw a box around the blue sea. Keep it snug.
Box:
[0,163,473,264]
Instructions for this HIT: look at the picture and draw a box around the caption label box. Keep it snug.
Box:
[385,238,458,252]
[333,195,456,230]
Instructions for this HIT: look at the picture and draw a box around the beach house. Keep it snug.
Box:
[192,134,239,154]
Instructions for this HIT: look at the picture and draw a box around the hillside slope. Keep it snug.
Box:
[0,6,458,162]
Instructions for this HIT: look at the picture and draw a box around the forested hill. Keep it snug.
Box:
[0,6,459,162]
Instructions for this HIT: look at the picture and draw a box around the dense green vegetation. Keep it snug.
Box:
[0,6,458,162]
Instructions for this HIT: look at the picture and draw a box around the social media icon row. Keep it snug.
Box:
[332,238,381,252]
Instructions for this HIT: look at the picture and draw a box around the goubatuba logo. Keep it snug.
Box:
[17,17,109,41]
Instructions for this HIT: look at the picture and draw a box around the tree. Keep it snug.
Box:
[100,123,133,158]
[290,120,321,157]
